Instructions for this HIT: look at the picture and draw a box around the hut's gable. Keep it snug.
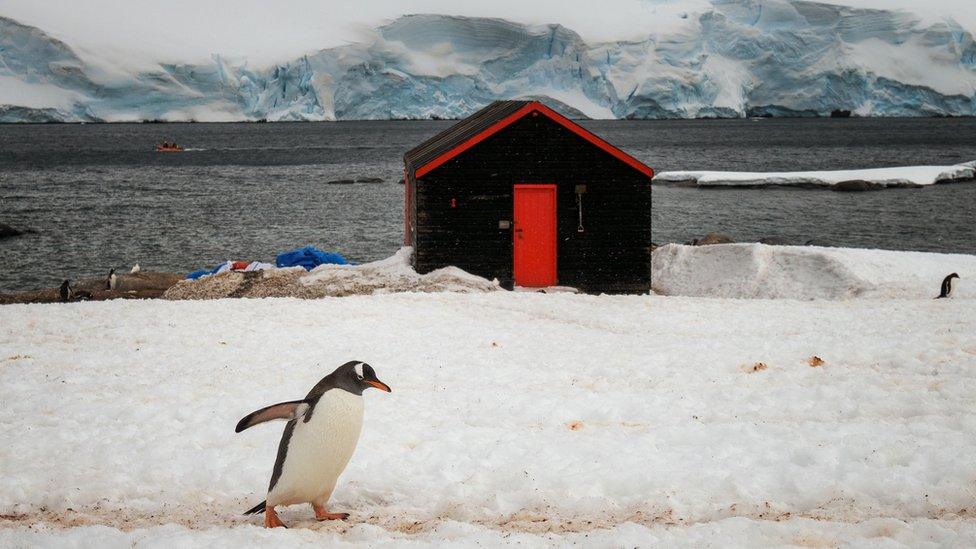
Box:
[405,101,653,180]
[404,101,654,294]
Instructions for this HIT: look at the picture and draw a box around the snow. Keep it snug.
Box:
[3,1,976,121]
[653,162,976,188]
[652,244,976,300]
[0,75,83,110]
[0,0,972,70]
[845,37,976,98]
[2,283,976,545]
[300,247,500,295]
[516,88,616,120]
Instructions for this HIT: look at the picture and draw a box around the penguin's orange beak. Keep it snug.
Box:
[367,380,392,393]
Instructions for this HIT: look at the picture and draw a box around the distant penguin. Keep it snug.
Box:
[130,264,141,274]
[237,360,391,528]
[58,280,71,303]
[107,268,117,291]
[936,273,959,299]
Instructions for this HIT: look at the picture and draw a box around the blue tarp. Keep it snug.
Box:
[185,247,348,279]
[276,246,348,270]
[186,261,231,280]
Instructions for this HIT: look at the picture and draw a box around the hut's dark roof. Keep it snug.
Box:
[403,100,530,177]
[403,100,653,179]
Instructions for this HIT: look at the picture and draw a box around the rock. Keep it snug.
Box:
[0,223,25,239]
[830,109,852,118]
[694,232,734,246]
[114,271,184,292]
[832,180,883,192]
[758,236,792,245]
[71,290,93,301]
[66,271,183,294]
[356,177,384,183]
[804,239,832,247]
[327,179,355,185]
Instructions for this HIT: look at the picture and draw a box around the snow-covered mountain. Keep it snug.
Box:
[1,0,975,122]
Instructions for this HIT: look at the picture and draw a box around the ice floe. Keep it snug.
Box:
[653,162,976,188]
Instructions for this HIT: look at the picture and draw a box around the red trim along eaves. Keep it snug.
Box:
[413,102,654,179]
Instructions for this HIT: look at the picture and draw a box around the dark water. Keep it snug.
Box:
[1,118,975,292]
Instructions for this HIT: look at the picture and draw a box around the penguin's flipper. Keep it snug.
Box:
[235,400,310,432]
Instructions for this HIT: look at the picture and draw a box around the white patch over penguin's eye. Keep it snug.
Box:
[354,362,364,380]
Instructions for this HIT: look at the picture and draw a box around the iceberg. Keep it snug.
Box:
[653,161,976,188]
[1,0,976,122]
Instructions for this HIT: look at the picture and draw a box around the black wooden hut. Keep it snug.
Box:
[402,100,654,294]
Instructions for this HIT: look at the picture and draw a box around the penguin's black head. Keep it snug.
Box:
[338,360,391,394]
[948,273,960,280]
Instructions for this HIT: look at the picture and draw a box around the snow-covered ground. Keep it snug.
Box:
[652,244,976,300]
[2,290,976,546]
[653,161,976,188]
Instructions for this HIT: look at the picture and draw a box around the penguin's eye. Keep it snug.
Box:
[357,374,364,381]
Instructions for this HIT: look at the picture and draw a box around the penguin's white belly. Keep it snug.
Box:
[268,390,364,506]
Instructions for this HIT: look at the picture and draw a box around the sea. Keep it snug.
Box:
[1,117,975,292]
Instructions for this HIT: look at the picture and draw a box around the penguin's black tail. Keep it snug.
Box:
[244,500,267,515]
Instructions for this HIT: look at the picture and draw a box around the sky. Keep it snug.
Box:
[0,0,973,71]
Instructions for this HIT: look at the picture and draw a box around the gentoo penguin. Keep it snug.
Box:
[107,268,117,291]
[237,360,391,528]
[936,273,960,299]
[58,280,71,303]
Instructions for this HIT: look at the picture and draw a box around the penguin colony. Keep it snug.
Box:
[237,361,391,528]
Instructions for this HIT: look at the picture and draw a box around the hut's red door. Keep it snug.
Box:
[513,184,557,287]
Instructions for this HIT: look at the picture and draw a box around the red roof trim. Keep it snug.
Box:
[413,102,654,179]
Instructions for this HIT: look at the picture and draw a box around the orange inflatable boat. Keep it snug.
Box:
[156,142,185,152]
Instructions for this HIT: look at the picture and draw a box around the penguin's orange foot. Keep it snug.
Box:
[265,506,286,528]
[312,503,349,521]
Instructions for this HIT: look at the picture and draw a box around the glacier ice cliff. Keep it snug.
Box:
[1,0,975,122]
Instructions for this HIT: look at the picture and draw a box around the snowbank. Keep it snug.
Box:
[653,162,976,188]
[1,294,975,546]
[163,248,500,299]
[651,244,976,300]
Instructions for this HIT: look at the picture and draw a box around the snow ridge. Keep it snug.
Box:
[2,1,976,121]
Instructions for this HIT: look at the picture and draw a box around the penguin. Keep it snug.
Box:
[936,273,959,299]
[130,264,141,274]
[107,268,117,291]
[58,280,71,303]
[237,360,391,528]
